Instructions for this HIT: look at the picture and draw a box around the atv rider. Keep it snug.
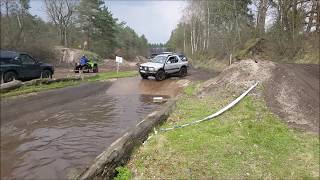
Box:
[74,55,98,73]
[79,55,89,68]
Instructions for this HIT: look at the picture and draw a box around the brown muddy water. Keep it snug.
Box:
[1,77,180,179]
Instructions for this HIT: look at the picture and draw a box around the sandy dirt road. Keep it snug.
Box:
[0,68,217,179]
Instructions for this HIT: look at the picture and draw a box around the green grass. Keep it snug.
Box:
[183,83,199,96]
[128,87,319,179]
[191,58,228,72]
[114,166,133,180]
[1,71,137,97]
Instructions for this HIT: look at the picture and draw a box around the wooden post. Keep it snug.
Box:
[116,62,119,77]
[80,68,84,80]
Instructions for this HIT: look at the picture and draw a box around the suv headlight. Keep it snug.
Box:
[149,67,155,71]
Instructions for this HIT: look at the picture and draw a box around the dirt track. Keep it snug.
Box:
[265,63,320,132]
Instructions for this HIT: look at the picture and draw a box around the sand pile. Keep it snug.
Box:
[199,59,276,94]
[54,47,83,64]
[199,59,319,132]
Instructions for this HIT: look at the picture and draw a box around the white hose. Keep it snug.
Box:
[160,82,259,131]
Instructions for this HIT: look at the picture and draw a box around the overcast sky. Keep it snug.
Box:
[29,0,187,44]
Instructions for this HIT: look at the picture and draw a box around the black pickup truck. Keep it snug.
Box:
[0,50,54,83]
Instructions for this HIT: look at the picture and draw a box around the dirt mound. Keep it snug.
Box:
[101,59,138,72]
[54,47,83,64]
[134,56,148,64]
[54,46,100,65]
[100,56,148,71]
[200,59,319,133]
[265,63,319,132]
[199,59,276,93]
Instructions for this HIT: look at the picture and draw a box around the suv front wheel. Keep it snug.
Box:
[155,69,166,81]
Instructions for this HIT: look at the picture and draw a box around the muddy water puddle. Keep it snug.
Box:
[1,77,177,179]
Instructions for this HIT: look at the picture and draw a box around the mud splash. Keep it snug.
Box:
[1,77,178,179]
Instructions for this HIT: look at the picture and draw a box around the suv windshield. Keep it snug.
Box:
[151,55,167,64]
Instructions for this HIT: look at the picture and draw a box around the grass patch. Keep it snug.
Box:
[114,166,133,180]
[1,71,137,98]
[128,87,319,179]
[183,83,200,96]
[191,58,228,72]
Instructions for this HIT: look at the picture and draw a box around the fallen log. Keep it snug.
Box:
[1,77,83,94]
[23,77,82,86]
[0,80,23,93]
[23,78,56,86]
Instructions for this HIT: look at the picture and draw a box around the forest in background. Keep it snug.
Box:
[167,0,319,66]
[0,0,149,63]
[1,0,319,66]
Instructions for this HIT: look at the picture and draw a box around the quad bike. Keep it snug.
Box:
[74,59,98,73]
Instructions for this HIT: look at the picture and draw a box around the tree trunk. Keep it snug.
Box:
[183,24,186,53]
[58,26,63,45]
[206,5,210,50]
[306,0,316,33]
[190,23,194,55]
[292,0,298,41]
[5,0,9,17]
[256,0,269,36]
[196,19,201,52]
[315,0,320,32]
[15,14,23,47]
[64,25,68,47]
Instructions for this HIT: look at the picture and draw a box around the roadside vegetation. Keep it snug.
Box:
[1,0,150,64]
[167,0,319,70]
[114,167,133,180]
[1,71,137,98]
[127,83,319,179]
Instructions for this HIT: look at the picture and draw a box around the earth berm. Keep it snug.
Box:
[199,59,319,133]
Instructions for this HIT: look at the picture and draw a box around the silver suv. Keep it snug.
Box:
[139,54,188,81]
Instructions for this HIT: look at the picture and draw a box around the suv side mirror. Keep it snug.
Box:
[14,57,21,61]
[166,60,171,64]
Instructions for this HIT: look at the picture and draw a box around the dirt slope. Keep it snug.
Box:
[265,63,319,132]
[200,59,319,133]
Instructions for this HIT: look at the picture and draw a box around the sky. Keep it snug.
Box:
[29,0,187,44]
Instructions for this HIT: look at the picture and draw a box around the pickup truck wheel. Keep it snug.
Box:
[155,70,166,81]
[179,66,187,77]
[3,71,17,83]
[41,70,52,79]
